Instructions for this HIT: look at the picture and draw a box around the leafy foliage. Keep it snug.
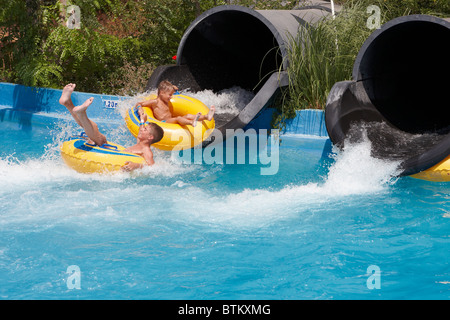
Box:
[0,0,220,94]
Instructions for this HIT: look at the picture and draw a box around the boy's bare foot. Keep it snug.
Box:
[206,106,215,121]
[73,97,94,115]
[59,83,76,106]
[192,112,201,127]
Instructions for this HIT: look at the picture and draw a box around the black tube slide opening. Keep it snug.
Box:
[354,15,449,134]
[177,8,283,93]
[326,15,450,176]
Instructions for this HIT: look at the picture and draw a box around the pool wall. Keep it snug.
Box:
[0,82,329,137]
[0,82,126,128]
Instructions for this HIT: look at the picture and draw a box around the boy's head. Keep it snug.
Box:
[157,80,176,94]
[138,122,164,145]
[157,80,176,103]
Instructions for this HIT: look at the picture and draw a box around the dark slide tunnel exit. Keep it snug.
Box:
[325,15,450,177]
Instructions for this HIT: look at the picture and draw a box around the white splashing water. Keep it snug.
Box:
[323,139,401,195]
[168,137,402,228]
[0,121,192,191]
[0,113,401,229]
[1,124,400,194]
[182,86,255,115]
[115,86,255,118]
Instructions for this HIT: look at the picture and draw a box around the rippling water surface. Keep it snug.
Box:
[0,92,449,299]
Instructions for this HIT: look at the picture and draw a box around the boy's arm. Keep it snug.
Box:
[135,99,156,121]
[141,146,155,166]
[121,147,154,172]
[135,99,156,109]
[121,161,143,171]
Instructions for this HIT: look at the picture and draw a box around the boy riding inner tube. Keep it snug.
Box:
[125,93,215,151]
[60,135,145,174]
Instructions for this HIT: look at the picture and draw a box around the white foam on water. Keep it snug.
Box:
[0,120,194,190]
[0,152,195,192]
[0,149,197,232]
[168,136,401,228]
[1,120,401,230]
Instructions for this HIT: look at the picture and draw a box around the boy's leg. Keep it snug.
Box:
[59,83,83,127]
[197,106,215,122]
[165,115,199,126]
[166,114,201,126]
[165,106,215,126]
[59,83,107,146]
[176,106,216,126]
[73,99,107,146]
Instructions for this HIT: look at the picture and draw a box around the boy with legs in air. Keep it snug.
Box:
[59,83,164,171]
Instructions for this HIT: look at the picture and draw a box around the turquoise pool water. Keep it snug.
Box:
[0,114,449,300]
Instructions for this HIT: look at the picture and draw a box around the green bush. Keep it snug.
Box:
[0,0,221,94]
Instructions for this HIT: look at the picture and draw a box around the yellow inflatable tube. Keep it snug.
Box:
[125,93,215,151]
[60,137,145,174]
[410,155,450,182]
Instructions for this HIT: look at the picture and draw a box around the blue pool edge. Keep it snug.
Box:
[0,82,329,141]
[0,82,330,137]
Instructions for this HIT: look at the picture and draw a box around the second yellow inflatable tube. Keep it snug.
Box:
[125,93,215,151]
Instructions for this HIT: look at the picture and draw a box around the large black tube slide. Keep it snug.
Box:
[146,3,336,134]
[325,15,450,176]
